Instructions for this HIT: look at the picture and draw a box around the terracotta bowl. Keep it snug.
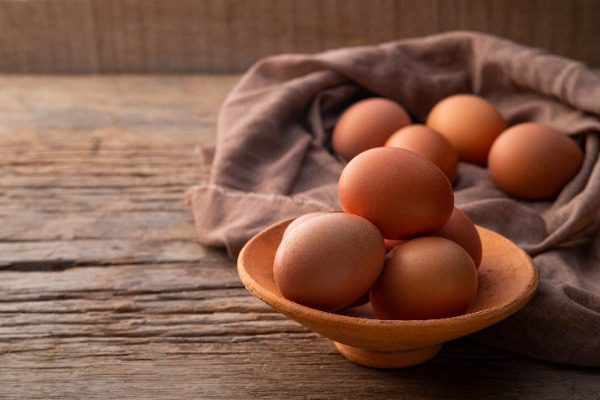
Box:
[237,218,538,368]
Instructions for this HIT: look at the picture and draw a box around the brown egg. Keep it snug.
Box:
[348,290,370,307]
[370,237,478,320]
[431,208,482,268]
[426,94,506,166]
[488,123,584,200]
[385,124,459,183]
[384,239,404,252]
[338,147,454,239]
[283,212,329,239]
[274,213,385,311]
[332,97,411,161]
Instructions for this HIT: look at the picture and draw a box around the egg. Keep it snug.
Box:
[431,207,482,268]
[385,124,459,183]
[332,97,411,161]
[488,123,584,200]
[282,212,328,239]
[370,237,478,320]
[426,94,506,166]
[384,239,404,252]
[348,290,370,307]
[338,147,454,239]
[273,213,385,311]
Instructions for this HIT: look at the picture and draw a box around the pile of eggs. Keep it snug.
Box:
[273,94,584,320]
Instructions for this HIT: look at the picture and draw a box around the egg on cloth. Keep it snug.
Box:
[332,97,411,161]
[488,122,584,200]
[427,94,506,166]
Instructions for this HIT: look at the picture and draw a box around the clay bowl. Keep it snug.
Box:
[238,218,538,368]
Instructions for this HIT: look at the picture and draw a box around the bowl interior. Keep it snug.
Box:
[238,218,538,352]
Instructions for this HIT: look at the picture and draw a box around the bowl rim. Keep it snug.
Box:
[238,218,539,329]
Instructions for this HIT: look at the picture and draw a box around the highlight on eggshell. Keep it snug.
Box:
[332,97,411,162]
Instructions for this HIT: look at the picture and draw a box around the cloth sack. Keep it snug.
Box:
[187,31,600,366]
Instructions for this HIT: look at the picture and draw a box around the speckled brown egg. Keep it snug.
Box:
[427,94,506,166]
[385,124,459,183]
[338,147,454,239]
[273,213,385,311]
[332,98,411,161]
[431,208,482,268]
[370,237,478,320]
[488,123,584,200]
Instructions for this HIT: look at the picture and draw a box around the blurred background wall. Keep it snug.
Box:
[1,0,598,73]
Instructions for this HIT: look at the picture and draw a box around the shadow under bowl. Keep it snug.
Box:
[237,218,538,368]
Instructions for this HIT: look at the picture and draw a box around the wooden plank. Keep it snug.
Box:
[0,75,237,270]
[0,75,238,136]
[1,0,600,73]
[1,263,599,399]
[0,75,599,398]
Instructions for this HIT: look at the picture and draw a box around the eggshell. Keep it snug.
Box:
[338,147,454,239]
[384,239,404,252]
[385,124,459,183]
[273,213,385,312]
[282,212,328,239]
[332,98,411,161]
[426,94,506,166]
[370,237,478,320]
[348,290,370,307]
[431,208,482,268]
[488,123,584,200]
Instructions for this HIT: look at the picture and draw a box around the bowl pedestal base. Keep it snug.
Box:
[334,342,442,368]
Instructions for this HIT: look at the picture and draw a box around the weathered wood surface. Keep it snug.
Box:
[1,0,599,73]
[0,75,599,399]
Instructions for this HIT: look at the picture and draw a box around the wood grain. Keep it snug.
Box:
[2,263,599,399]
[0,75,599,399]
[0,0,599,73]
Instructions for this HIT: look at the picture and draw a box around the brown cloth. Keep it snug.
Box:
[187,31,600,367]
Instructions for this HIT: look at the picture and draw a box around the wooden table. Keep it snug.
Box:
[1,75,598,399]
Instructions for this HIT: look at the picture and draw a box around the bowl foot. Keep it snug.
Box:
[334,342,442,368]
